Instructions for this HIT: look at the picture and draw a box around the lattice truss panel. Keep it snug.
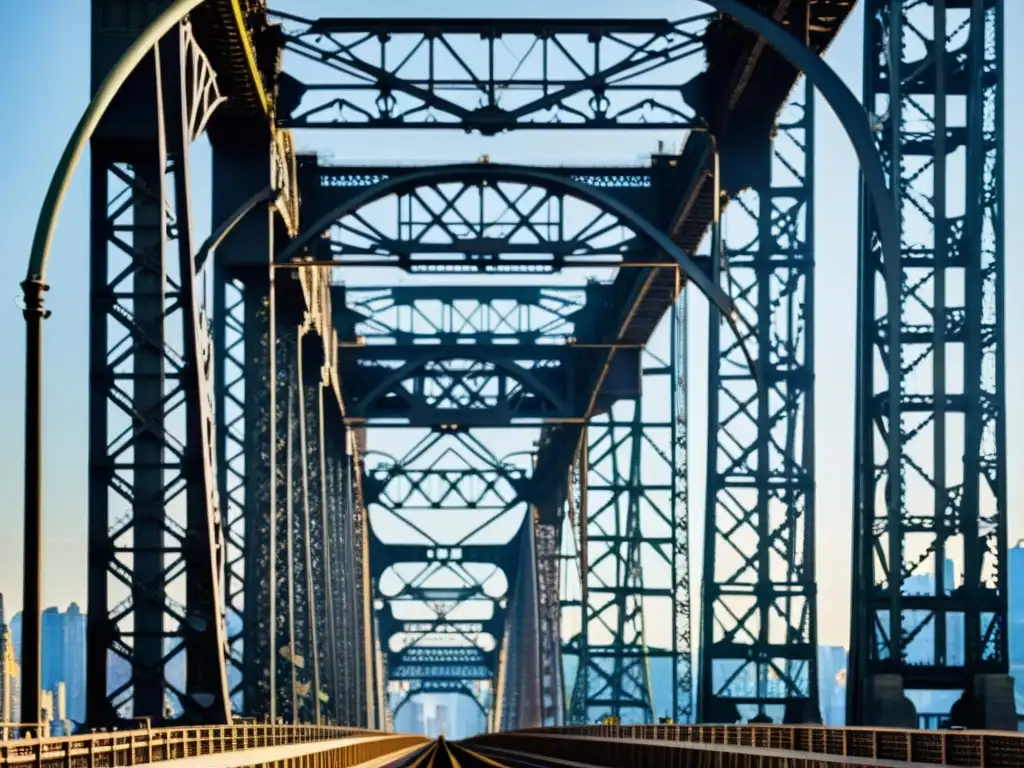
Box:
[340,285,586,426]
[88,22,229,726]
[559,299,691,725]
[701,79,818,724]
[850,0,1006,721]
[268,11,720,131]
[213,273,366,727]
[214,275,258,711]
[535,512,563,727]
[316,176,646,275]
[368,429,531,721]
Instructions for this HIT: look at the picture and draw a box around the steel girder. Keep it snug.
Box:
[341,287,586,343]
[268,14,715,132]
[87,17,231,727]
[387,647,495,681]
[201,77,373,729]
[535,515,564,727]
[279,165,745,354]
[496,517,544,731]
[87,0,373,730]
[344,276,582,725]
[699,78,818,725]
[562,299,692,725]
[849,0,1012,730]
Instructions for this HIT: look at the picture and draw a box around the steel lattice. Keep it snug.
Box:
[700,79,818,724]
[270,13,713,132]
[312,176,649,274]
[849,0,1010,729]
[562,299,691,725]
[71,0,1010,737]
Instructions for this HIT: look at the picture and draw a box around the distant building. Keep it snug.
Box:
[63,604,86,725]
[48,682,71,737]
[4,602,87,732]
[816,646,847,725]
[0,595,20,725]
[398,698,424,735]
[39,692,53,741]
[1009,544,1024,712]
[40,608,65,694]
[448,694,463,739]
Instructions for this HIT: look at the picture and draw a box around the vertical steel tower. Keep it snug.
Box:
[566,299,692,724]
[87,4,233,725]
[700,77,819,725]
[849,0,1011,729]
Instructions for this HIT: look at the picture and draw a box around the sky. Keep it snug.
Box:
[0,0,1021,660]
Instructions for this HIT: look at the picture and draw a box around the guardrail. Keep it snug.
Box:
[0,724,428,767]
[513,724,1024,767]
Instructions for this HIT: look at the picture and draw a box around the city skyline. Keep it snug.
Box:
[0,0,1022,679]
[0,597,80,733]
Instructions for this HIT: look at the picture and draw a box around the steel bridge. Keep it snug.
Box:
[5,0,1014,765]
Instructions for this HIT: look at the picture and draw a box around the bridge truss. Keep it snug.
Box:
[73,0,1010,735]
[849,0,1011,729]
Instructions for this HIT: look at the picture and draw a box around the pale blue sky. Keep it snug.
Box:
[0,0,1021,655]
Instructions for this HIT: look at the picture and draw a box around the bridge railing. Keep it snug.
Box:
[512,723,1024,767]
[0,724,427,767]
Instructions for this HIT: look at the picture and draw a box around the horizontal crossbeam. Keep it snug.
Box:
[272,13,710,132]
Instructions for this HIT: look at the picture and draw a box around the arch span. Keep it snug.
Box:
[280,164,744,327]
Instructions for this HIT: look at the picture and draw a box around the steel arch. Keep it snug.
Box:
[277,164,755,361]
[195,186,276,272]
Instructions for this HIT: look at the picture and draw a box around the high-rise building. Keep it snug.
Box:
[0,594,18,725]
[3,603,87,731]
[8,614,19,667]
[816,646,847,725]
[39,689,54,737]
[1009,544,1024,712]
[402,699,424,735]
[48,681,72,737]
[40,608,66,694]
[63,604,86,725]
